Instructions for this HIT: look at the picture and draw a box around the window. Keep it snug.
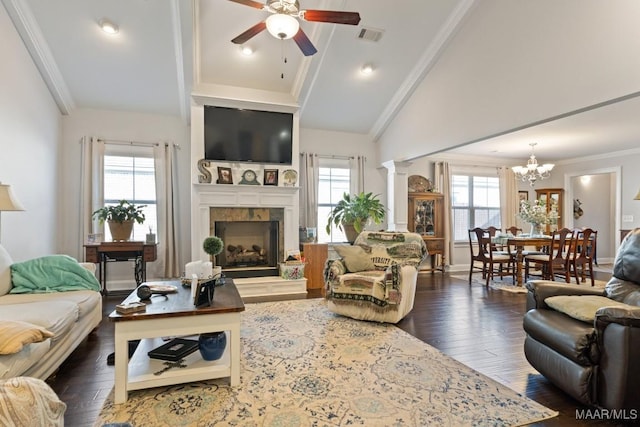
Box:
[452,174,501,242]
[317,166,350,243]
[102,145,157,241]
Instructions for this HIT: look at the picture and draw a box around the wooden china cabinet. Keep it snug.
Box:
[408,192,445,273]
[534,188,564,234]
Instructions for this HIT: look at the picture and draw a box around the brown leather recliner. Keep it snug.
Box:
[523,228,640,411]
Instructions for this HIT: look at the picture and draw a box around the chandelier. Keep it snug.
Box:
[511,143,554,187]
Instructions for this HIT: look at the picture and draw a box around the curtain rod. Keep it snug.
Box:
[96,138,181,149]
[301,153,356,160]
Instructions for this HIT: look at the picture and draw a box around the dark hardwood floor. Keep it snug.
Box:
[48,272,625,426]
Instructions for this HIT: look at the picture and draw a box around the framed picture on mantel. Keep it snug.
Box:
[217,167,232,184]
[264,169,278,186]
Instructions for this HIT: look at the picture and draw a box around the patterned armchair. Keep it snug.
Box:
[324,231,427,323]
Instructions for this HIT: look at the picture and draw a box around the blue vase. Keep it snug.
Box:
[198,331,226,361]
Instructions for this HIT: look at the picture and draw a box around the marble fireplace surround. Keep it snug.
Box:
[190,183,306,298]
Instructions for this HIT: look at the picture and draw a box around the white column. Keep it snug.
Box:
[382,160,412,232]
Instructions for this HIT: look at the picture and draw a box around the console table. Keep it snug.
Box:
[84,242,157,294]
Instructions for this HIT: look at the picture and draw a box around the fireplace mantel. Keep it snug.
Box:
[191,183,300,263]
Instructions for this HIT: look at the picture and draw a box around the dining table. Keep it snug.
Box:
[493,235,553,286]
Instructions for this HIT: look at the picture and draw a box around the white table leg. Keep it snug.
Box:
[230,323,241,386]
[114,332,129,404]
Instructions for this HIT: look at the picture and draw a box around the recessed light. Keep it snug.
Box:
[241,45,254,56]
[361,64,374,75]
[99,18,119,35]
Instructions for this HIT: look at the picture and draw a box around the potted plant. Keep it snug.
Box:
[203,236,224,266]
[326,192,386,243]
[92,200,146,242]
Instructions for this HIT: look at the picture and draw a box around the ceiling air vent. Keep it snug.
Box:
[357,27,384,42]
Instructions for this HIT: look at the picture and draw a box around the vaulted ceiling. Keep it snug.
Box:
[4,0,640,164]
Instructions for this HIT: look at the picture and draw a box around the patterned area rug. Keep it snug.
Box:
[95,299,558,426]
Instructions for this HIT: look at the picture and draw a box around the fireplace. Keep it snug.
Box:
[210,207,284,278]
[191,183,304,297]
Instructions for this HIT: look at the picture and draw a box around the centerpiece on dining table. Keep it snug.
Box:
[517,199,558,236]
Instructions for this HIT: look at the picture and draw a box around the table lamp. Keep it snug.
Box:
[0,183,25,243]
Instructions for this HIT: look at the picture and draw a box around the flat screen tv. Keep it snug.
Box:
[204,105,293,165]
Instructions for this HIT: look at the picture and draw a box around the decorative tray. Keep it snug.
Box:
[408,175,433,192]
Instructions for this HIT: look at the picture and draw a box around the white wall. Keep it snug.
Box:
[376,1,640,164]
[0,4,60,260]
[299,128,387,228]
[570,173,614,260]
[60,108,191,284]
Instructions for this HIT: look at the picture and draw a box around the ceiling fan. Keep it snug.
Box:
[229,0,361,56]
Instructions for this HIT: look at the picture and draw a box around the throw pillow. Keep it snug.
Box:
[0,320,54,355]
[334,245,375,272]
[0,377,66,426]
[544,295,628,323]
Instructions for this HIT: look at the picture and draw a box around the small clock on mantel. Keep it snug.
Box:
[239,169,259,185]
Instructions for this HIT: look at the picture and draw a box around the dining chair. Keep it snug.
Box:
[524,228,575,282]
[570,228,597,286]
[484,226,505,252]
[506,226,522,236]
[468,227,489,282]
[479,234,514,286]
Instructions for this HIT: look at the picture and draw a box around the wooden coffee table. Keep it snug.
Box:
[108,279,245,403]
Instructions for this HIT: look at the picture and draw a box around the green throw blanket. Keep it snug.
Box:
[10,255,100,294]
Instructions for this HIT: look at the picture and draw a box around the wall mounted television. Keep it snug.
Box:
[204,105,293,165]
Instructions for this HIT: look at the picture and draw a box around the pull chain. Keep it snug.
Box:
[281,40,288,79]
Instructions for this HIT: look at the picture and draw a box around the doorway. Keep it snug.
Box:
[565,167,620,264]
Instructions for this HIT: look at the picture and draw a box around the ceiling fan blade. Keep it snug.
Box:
[231,21,267,44]
[293,28,317,56]
[227,0,266,10]
[301,10,361,25]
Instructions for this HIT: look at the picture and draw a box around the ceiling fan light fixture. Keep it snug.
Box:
[266,13,299,40]
[99,18,119,35]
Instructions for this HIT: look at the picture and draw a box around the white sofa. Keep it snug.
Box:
[0,244,102,380]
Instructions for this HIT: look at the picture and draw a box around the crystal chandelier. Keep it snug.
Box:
[511,143,554,187]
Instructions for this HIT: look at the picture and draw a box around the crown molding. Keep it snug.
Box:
[2,0,75,114]
[170,0,189,123]
[369,0,477,141]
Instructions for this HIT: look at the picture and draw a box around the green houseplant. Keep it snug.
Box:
[92,200,146,241]
[203,236,224,266]
[326,192,386,243]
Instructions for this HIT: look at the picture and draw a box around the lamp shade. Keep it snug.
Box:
[0,184,25,211]
[266,14,300,40]
[635,188,640,200]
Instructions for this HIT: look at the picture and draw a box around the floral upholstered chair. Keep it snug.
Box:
[324,231,427,323]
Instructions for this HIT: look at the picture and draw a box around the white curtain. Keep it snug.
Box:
[350,155,366,194]
[78,136,104,257]
[434,161,452,267]
[498,167,519,230]
[299,153,319,230]
[154,143,181,278]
